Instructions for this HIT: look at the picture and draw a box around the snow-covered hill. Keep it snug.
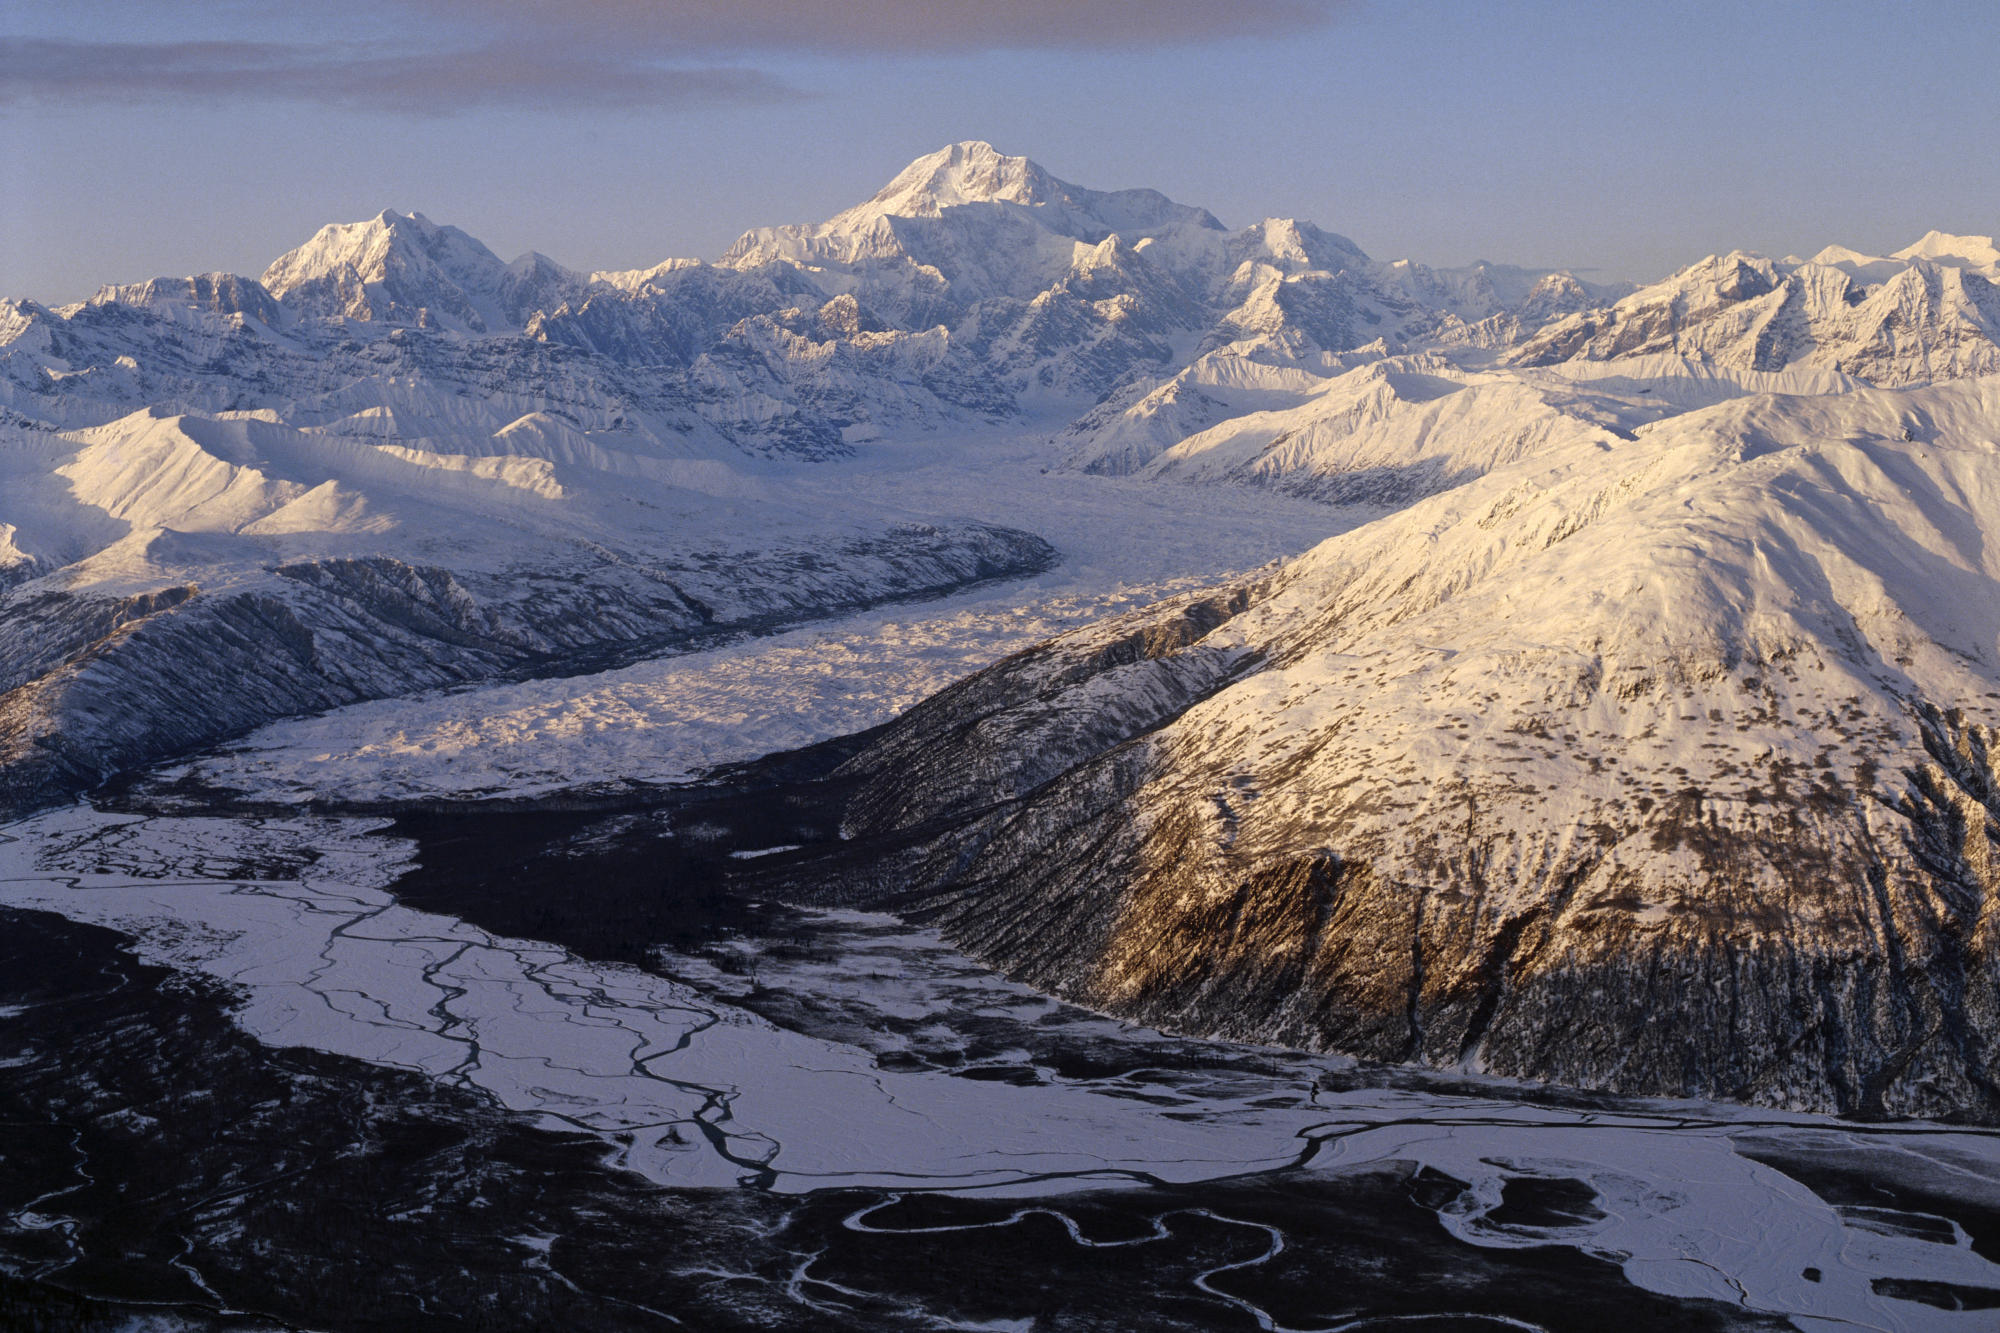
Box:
[783,373,2000,1119]
[1100,352,1863,506]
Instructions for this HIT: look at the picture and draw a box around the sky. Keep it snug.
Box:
[3,0,1996,304]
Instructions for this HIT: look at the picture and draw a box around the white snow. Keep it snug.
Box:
[1892,230,2000,273]
[168,425,1359,804]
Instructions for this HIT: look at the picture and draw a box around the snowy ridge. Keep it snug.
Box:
[0,140,1643,809]
[1511,239,2000,385]
[802,373,2000,1119]
[719,139,1227,309]
[261,209,589,333]
[1096,352,1873,506]
[0,403,1056,810]
[6,143,1988,482]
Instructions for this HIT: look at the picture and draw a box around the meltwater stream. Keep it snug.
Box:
[3,800,2000,1331]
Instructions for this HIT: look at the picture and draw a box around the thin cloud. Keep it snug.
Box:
[0,37,799,114]
[434,0,1351,54]
[5,2,1348,113]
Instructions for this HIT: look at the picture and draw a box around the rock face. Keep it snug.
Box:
[765,375,2000,1121]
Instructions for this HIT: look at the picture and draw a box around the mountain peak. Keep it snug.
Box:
[718,141,1224,302]
[260,209,497,299]
[257,210,561,332]
[846,141,1067,222]
[829,142,1223,236]
[1891,229,2000,271]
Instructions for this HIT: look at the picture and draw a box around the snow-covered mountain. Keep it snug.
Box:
[0,140,1615,809]
[259,210,590,333]
[4,142,1999,905]
[9,141,2000,1124]
[1093,352,1862,507]
[0,404,1051,809]
[1511,233,2000,385]
[8,140,1989,475]
[774,373,2000,1119]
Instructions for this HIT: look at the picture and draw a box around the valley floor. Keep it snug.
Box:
[3,428,2000,1331]
[3,796,1999,1331]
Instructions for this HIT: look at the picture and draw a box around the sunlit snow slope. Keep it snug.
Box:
[799,374,2000,1119]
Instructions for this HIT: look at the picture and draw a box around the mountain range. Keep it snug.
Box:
[7,143,2000,1117]
[790,373,2000,1119]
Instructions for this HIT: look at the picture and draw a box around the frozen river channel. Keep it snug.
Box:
[5,796,2000,1331]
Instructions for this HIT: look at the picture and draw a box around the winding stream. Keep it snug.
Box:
[4,799,2000,1330]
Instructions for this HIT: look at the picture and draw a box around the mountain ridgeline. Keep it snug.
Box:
[8,144,2000,1119]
